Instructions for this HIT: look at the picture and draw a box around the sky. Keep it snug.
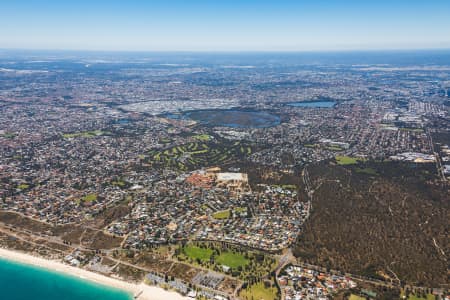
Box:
[1,0,450,52]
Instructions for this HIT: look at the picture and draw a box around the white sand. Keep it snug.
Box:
[0,248,189,300]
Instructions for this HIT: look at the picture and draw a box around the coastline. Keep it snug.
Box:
[0,247,189,300]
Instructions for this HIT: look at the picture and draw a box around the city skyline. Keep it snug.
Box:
[1,0,450,52]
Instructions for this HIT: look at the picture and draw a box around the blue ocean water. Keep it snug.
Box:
[0,257,132,300]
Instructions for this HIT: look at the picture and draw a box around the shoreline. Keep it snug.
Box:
[0,248,189,300]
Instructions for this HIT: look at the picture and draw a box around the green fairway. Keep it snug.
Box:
[216,252,249,268]
[183,246,213,261]
[149,140,253,171]
[213,210,230,219]
[193,134,211,141]
[159,138,172,144]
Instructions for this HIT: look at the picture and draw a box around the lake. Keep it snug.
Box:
[287,101,336,108]
[166,109,281,128]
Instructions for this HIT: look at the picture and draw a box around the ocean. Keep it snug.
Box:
[0,257,132,300]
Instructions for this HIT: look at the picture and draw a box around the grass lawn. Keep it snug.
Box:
[234,207,247,213]
[349,295,366,300]
[239,282,278,300]
[408,296,425,300]
[183,246,213,261]
[335,155,361,165]
[83,193,98,202]
[216,252,249,269]
[213,210,230,219]
[282,184,297,190]
[63,130,106,139]
[17,183,29,190]
[407,295,435,300]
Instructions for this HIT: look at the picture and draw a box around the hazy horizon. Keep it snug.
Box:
[2,47,450,53]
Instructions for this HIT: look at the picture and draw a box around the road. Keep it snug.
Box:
[427,129,447,181]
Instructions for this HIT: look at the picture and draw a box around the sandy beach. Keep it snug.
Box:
[0,248,189,300]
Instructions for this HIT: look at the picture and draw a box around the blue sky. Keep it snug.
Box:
[1,0,450,51]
